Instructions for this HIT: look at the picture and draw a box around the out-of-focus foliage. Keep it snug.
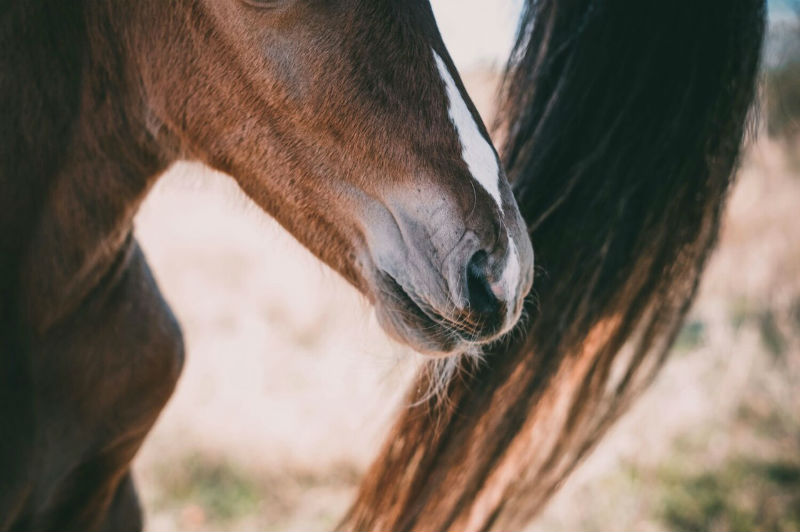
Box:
[659,412,800,532]
[766,3,800,138]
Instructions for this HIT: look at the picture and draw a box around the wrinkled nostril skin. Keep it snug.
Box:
[364,189,533,354]
[445,232,517,335]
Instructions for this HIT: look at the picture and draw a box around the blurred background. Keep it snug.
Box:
[132,2,800,530]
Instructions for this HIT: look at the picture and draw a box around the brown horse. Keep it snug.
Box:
[1,0,767,530]
[1,1,534,530]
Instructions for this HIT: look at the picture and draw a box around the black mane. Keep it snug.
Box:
[499,0,765,404]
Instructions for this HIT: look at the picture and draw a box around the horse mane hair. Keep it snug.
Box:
[342,0,766,529]
[497,0,765,377]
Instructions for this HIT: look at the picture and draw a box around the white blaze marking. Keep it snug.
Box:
[500,236,520,298]
[490,234,521,311]
[433,50,521,317]
[433,50,502,208]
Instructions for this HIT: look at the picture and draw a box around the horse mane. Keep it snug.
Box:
[342,0,766,530]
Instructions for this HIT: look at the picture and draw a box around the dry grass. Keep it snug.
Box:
[132,70,800,531]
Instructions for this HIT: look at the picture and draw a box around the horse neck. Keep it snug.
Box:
[14,4,176,336]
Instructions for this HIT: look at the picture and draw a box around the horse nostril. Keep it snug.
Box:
[465,250,501,317]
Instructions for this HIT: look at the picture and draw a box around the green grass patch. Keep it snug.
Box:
[658,458,800,532]
[674,319,707,352]
[156,453,261,523]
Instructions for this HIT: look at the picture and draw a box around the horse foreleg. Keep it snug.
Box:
[24,237,183,532]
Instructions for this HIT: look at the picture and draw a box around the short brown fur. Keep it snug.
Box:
[1,1,532,529]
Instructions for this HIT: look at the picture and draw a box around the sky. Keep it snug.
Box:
[770,0,795,12]
[430,0,523,70]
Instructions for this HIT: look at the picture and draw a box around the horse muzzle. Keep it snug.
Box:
[364,195,534,357]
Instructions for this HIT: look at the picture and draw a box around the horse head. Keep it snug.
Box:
[137,0,534,356]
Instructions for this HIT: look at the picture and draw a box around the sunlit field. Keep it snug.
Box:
[130,59,800,530]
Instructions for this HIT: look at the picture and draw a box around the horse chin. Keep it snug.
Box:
[375,306,466,358]
[370,272,474,358]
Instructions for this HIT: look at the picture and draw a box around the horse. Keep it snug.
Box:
[0,0,766,531]
[1,1,536,529]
